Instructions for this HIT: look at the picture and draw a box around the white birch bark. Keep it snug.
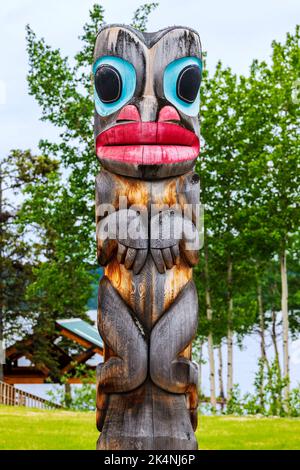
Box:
[271,309,281,372]
[227,258,233,399]
[198,340,203,397]
[218,345,225,400]
[280,250,290,402]
[204,244,216,408]
[257,281,268,365]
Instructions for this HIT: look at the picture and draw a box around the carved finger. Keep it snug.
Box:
[124,247,137,270]
[180,241,199,267]
[132,249,148,275]
[182,218,200,251]
[117,243,127,264]
[151,248,166,274]
[162,248,174,270]
[171,244,180,265]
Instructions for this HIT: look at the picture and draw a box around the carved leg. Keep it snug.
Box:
[96,277,198,450]
[97,276,148,393]
[96,276,148,431]
[150,280,198,394]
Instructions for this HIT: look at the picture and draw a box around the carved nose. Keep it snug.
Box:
[117,105,141,122]
[158,106,181,122]
[138,95,158,122]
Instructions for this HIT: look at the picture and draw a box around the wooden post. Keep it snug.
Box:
[93,25,203,450]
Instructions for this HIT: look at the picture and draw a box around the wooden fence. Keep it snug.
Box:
[0,381,62,409]
[0,380,226,411]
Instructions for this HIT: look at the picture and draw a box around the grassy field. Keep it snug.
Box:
[0,405,300,450]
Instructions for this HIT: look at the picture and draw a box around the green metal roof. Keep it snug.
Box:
[56,318,103,350]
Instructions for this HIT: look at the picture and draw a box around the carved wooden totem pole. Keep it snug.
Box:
[93,25,202,450]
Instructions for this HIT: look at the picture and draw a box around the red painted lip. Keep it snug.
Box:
[96,122,200,165]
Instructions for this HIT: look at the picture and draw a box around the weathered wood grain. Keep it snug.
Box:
[97,276,148,393]
[150,280,198,394]
[94,24,202,450]
[96,380,197,450]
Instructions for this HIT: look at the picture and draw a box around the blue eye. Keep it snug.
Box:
[93,56,136,117]
[163,57,202,116]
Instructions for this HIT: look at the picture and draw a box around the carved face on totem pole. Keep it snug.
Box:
[93,25,202,179]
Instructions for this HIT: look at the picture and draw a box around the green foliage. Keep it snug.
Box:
[196,63,259,346]
[0,150,60,343]
[16,2,160,373]
[131,3,158,32]
[3,1,298,404]
[76,4,105,69]
[225,359,300,417]
[288,387,300,417]
[196,25,300,402]
[47,364,96,411]
[23,0,160,279]
[225,385,244,415]
[14,6,105,368]
[13,148,94,372]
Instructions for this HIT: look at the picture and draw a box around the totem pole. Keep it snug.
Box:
[94,25,202,450]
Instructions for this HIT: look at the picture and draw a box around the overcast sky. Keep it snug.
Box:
[0,0,299,158]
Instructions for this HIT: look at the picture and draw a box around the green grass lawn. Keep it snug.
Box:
[0,405,300,450]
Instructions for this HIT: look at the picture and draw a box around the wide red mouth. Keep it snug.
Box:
[96,122,200,165]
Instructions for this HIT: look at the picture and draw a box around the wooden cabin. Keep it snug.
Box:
[4,319,103,385]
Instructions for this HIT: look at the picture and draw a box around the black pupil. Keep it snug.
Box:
[95,65,122,103]
[176,65,201,103]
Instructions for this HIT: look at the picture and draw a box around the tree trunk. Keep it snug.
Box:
[0,164,4,382]
[226,257,233,399]
[64,382,72,408]
[280,249,289,402]
[207,335,216,408]
[257,280,269,408]
[257,282,268,366]
[271,309,281,373]
[204,243,216,408]
[0,322,3,382]
[0,325,3,382]
[218,345,225,408]
[198,340,203,397]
